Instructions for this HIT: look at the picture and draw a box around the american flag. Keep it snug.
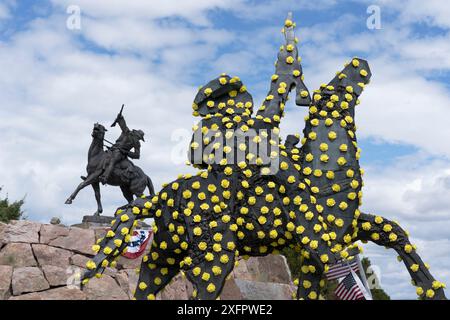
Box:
[325,259,359,280]
[335,272,365,300]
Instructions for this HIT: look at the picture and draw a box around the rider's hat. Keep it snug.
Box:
[132,129,145,142]
[192,74,253,117]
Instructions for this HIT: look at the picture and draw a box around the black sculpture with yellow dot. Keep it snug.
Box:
[81,14,446,300]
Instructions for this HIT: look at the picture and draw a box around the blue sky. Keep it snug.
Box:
[0,0,449,299]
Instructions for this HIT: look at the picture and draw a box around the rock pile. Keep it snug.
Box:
[0,220,295,300]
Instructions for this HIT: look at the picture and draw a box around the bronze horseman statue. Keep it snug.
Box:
[77,14,446,300]
[65,106,154,216]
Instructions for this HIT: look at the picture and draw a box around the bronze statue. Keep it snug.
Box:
[79,14,446,300]
[65,110,154,216]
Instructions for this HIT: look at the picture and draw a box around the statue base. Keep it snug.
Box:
[72,215,151,229]
[82,215,115,224]
[71,215,115,229]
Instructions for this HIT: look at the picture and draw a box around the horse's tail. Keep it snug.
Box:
[146,175,155,196]
[80,195,159,285]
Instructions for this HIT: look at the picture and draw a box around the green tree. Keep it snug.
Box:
[282,248,390,300]
[0,187,25,223]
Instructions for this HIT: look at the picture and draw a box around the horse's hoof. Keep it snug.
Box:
[99,176,107,185]
[65,199,73,205]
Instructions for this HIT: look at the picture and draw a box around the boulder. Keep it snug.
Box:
[42,265,69,287]
[221,279,294,300]
[232,258,253,281]
[0,220,41,244]
[245,257,261,280]
[9,286,86,300]
[40,224,69,244]
[32,244,72,267]
[12,267,50,295]
[48,227,95,255]
[115,270,131,298]
[0,265,13,299]
[159,273,191,300]
[70,254,90,269]
[123,269,139,298]
[83,275,128,300]
[234,256,292,285]
[0,243,37,267]
[117,255,144,270]
[50,217,61,225]
[255,255,292,284]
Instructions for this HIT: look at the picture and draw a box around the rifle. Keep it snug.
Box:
[111,104,125,127]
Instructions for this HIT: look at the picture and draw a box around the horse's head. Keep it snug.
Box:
[92,123,107,139]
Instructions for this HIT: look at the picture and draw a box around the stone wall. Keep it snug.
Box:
[0,220,295,300]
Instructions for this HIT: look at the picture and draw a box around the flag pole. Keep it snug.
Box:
[356,254,373,299]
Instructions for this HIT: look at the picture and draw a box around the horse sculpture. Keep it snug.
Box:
[80,14,446,300]
[65,122,154,215]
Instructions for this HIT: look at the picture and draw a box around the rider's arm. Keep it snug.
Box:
[128,144,141,159]
[117,115,130,134]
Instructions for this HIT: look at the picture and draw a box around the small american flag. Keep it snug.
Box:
[335,272,365,300]
[325,259,359,280]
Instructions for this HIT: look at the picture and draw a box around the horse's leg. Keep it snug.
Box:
[92,182,103,216]
[65,171,101,204]
[295,253,324,300]
[133,249,180,300]
[356,212,446,300]
[120,185,134,204]
[186,249,236,300]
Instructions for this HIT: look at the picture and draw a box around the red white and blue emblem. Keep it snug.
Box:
[122,229,153,259]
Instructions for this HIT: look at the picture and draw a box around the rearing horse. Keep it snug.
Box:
[65,123,155,215]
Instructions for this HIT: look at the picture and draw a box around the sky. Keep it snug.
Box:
[0,0,449,299]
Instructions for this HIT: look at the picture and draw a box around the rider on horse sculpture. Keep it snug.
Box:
[99,110,145,185]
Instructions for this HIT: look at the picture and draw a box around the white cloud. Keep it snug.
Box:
[51,0,243,26]
[372,0,450,29]
[229,0,338,20]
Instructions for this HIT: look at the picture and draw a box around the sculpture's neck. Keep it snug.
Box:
[300,105,360,173]
[89,135,105,160]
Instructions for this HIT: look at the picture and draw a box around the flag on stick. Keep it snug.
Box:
[335,271,366,300]
[325,258,359,280]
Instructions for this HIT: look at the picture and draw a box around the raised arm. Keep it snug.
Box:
[117,115,130,134]
[255,12,311,127]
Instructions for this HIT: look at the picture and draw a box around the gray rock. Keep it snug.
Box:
[9,286,86,300]
[256,255,292,284]
[0,265,13,300]
[83,274,128,300]
[0,220,41,244]
[0,243,37,267]
[159,273,190,300]
[117,255,143,270]
[42,265,69,287]
[232,258,252,281]
[70,254,90,269]
[32,244,73,267]
[12,267,50,295]
[40,224,69,244]
[221,279,295,300]
[123,269,139,298]
[115,270,130,298]
[48,227,95,255]
[50,217,61,225]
